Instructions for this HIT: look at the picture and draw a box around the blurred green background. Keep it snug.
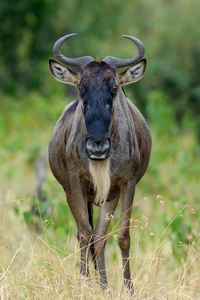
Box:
[0,0,200,272]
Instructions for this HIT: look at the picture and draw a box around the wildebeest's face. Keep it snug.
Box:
[49,57,146,160]
[77,61,118,160]
[49,34,147,159]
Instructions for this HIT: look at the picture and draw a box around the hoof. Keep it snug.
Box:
[124,279,134,295]
[79,274,92,288]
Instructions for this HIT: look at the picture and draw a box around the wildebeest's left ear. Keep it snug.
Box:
[49,59,80,86]
[118,59,146,86]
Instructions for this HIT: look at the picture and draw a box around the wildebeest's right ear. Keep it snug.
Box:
[49,59,80,86]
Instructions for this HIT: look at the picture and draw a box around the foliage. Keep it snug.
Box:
[1,0,200,133]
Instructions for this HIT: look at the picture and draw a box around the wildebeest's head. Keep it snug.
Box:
[49,34,146,160]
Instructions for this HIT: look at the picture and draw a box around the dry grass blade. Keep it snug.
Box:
[0,243,22,282]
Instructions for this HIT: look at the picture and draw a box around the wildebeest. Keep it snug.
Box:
[49,33,151,292]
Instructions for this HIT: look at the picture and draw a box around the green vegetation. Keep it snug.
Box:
[0,0,200,298]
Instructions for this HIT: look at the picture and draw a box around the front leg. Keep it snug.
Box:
[66,175,92,278]
[93,197,119,289]
[118,178,136,292]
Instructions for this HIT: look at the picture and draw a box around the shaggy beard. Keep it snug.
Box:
[89,159,110,205]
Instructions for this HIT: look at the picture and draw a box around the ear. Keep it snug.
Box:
[49,59,80,86]
[118,59,146,86]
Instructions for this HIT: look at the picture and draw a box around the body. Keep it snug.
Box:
[48,34,151,291]
[49,90,151,198]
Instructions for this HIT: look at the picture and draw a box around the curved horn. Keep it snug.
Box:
[103,35,145,69]
[53,33,94,68]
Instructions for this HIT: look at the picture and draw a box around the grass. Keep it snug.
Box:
[0,192,199,299]
[1,91,200,298]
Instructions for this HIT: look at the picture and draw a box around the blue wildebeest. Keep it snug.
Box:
[49,33,151,292]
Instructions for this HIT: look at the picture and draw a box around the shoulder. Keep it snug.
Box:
[57,98,79,125]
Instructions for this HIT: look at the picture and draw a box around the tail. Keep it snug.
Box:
[87,201,97,271]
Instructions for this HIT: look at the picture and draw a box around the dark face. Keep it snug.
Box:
[78,61,118,160]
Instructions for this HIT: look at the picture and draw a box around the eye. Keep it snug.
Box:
[78,85,82,92]
[112,85,118,92]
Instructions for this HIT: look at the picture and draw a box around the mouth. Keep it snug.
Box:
[86,150,110,161]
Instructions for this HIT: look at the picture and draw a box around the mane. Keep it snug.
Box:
[63,98,79,121]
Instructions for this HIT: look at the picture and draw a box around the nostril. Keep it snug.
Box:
[104,138,110,148]
[86,138,94,152]
[101,138,110,152]
[86,138,92,147]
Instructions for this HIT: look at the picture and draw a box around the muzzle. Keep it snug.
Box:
[85,137,111,160]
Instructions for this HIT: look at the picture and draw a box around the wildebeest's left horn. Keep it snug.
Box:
[103,35,145,69]
[53,33,94,68]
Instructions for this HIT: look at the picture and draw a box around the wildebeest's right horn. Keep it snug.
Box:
[103,35,145,69]
[53,33,94,69]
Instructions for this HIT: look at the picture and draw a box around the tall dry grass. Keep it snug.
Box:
[0,193,199,299]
